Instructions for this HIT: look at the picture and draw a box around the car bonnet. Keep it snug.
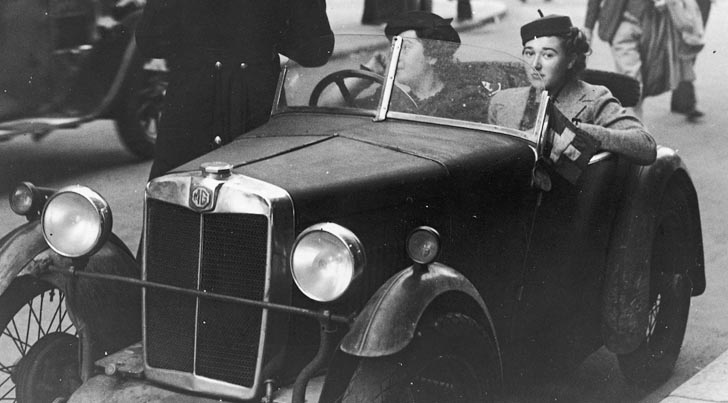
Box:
[174,113,535,219]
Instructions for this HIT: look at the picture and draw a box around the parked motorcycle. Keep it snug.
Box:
[0,0,166,159]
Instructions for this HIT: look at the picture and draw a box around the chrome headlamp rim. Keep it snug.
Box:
[41,185,113,258]
[290,222,366,302]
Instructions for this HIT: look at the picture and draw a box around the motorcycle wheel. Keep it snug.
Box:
[0,276,77,403]
[115,56,167,160]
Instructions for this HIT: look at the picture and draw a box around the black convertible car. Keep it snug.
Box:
[0,35,704,402]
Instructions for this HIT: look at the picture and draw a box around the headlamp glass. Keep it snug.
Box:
[291,224,363,302]
[42,187,110,257]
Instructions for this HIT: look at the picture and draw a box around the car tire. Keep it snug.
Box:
[339,312,502,403]
[0,276,77,402]
[115,55,167,160]
[14,332,81,403]
[617,185,694,386]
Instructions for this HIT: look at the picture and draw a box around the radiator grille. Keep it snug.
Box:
[144,199,269,387]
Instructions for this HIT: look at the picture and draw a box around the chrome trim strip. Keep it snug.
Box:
[533,90,550,155]
[385,111,536,143]
[142,170,295,401]
[374,36,403,122]
[272,65,288,114]
[193,213,203,373]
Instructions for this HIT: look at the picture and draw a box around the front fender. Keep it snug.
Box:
[340,262,497,357]
[0,219,135,294]
[0,220,48,295]
[602,146,705,354]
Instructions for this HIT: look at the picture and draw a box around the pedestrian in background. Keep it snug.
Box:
[136,0,334,180]
[584,0,651,115]
[670,0,710,122]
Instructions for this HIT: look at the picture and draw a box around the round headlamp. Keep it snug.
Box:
[406,226,441,265]
[290,223,365,302]
[41,186,112,258]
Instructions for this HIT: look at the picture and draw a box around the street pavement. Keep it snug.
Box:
[325,0,507,56]
[660,349,728,402]
[324,1,728,402]
[326,0,507,35]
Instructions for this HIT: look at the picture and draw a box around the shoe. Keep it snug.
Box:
[686,109,704,123]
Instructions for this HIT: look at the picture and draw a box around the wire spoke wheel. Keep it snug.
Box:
[0,276,76,402]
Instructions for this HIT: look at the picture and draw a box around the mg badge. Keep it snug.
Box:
[190,186,212,210]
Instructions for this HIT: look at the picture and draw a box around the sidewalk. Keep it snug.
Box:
[327,0,507,34]
[325,0,508,56]
[661,349,728,402]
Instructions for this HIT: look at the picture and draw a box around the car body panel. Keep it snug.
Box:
[601,146,705,354]
[0,220,48,295]
[177,113,536,222]
[340,262,496,358]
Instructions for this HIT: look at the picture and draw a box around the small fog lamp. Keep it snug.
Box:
[9,182,45,217]
[41,186,112,258]
[290,223,365,302]
[406,226,440,265]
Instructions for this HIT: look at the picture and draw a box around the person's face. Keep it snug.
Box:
[522,36,575,92]
[394,30,435,88]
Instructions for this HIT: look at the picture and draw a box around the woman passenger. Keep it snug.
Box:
[488,14,656,165]
[320,11,488,121]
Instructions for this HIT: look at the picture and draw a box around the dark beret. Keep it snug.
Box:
[520,14,573,45]
[385,11,461,44]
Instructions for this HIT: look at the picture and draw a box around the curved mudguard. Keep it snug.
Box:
[0,220,135,294]
[340,262,499,357]
[602,146,705,354]
[0,220,141,354]
[0,220,47,295]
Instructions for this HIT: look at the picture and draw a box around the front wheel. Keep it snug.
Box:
[0,276,77,402]
[340,312,502,403]
[617,185,695,386]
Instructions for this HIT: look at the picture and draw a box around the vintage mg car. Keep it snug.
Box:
[0,35,705,402]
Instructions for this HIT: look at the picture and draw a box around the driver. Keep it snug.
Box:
[319,11,489,122]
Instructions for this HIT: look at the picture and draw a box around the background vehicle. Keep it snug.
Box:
[0,35,704,402]
[0,0,166,159]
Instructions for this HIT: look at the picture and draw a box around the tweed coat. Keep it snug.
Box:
[487,80,652,160]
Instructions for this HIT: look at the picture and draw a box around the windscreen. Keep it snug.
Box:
[275,34,544,136]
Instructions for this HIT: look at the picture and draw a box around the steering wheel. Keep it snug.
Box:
[308,69,417,109]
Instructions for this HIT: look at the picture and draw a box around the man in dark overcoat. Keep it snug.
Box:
[136,1,334,179]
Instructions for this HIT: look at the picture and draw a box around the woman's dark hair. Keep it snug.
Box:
[560,26,591,77]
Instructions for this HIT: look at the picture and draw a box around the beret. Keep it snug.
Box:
[520,14,573,45]
[385,11,460,44]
